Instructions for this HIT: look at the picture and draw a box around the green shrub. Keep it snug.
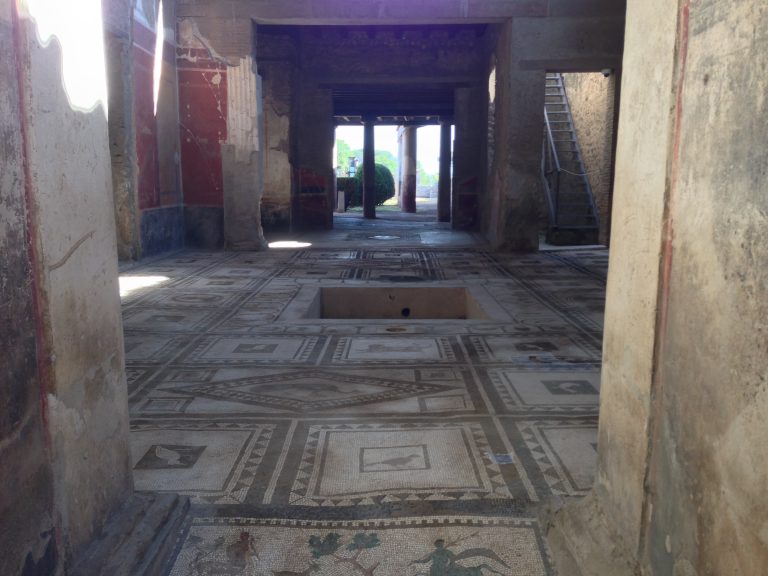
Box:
[350,163,395,207]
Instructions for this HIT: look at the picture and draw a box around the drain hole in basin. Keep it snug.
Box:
[312,287,490,320]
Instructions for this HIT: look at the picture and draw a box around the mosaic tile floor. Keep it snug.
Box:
[121,218,607,575]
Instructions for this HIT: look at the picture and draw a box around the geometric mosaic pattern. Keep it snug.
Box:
[485,368,601,414]
[130,421,274,504]
[167,370,456,412]
[119,218,608,575]
[518,419,599,496]
[289,422,513,506]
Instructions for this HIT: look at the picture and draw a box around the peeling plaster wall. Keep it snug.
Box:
[15,3,133,566]
[103,0,140,261]
[0,5,57,574]
[177,16,265,249]
[176,18,228,248]
[591,0,678,558]
[562,72,616,246]
[223,55,267,249]
[567,1,768,574]
[643,1,768,573]
[257,28,296,231]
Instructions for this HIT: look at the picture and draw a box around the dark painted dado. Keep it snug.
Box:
[140,206,185,257]
[184,206,224,249]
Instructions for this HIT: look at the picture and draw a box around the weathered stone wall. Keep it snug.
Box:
[642,1,767,572]
[555,1,768,574]
[453,85,487,230]
[562,72,616,245]
[298,26,486,80]
[176,14,266,249]
[587,0,679,562]
[0,4,57,574]
[257,27,296,231]
[173,0,624,25]
[103,0,140,261]
[294,79,335,229]
[10,2,133,569]
[484,15,624,250]
[256,25,489,230]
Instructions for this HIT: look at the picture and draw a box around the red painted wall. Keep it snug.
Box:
[133,21,160,210]
[176,46,227,206]
[133,19,183,212]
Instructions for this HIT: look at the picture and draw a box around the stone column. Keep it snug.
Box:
[486,22,544,251]
[552,2,768,574]
[452,86,486,230]
[363,119,376,219]
[8,2,133,567]
[437,120,452,222]
[498,69,544,250]
[176,15,267,249]
[400,126,417,213]
[102,0,139,260]
[294,81,334,229]
[222,53,267,249]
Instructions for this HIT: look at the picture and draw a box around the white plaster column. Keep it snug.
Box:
[222,54,267,250]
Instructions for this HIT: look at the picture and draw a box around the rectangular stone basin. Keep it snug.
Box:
[308,287,490,320]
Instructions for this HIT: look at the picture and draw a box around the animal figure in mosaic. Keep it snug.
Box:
[369,453,422,468]
[155,445,182,466]
[411,535,510,576]
[302,532,382,576]
[186,531,259,575]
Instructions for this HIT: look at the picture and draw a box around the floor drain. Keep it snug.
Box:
[386,326,407,332]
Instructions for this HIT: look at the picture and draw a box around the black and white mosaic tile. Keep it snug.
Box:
[120,239,608,575]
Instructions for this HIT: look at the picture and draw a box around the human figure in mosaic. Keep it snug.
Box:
[226,531,259,567]
[411,538,509,576]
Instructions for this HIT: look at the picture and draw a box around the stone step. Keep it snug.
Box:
[71,492,189,576]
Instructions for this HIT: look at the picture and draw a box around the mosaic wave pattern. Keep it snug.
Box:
[120,246,608,575]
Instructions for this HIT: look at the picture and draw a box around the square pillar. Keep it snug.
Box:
[485,21,545,251]
[399,125,417,214]
[452,86,487,230]
[223,53,267,250]
[437,120,452,222]
[363,119,376,219]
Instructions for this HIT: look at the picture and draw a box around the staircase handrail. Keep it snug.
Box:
[558,75,600,228]
[543,107,562,173]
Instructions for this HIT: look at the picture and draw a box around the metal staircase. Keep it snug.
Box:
[541,73,600,245]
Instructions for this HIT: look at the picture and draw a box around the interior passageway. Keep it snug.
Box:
[120,233,607,574]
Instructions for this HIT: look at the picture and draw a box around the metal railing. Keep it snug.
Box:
[541,107,561,226]
[540,74,599,231]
